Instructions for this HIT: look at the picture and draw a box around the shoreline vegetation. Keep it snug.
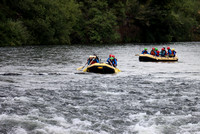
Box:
[1,0,200,46]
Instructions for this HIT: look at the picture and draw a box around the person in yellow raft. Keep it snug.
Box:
[77,55,100,71]
[87,55,99,65]
[171,48,177,57]
[107,54,117,67]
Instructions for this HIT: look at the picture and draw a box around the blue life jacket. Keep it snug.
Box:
[141,50,149,54]
[150,50,157,56]
[160,50,167,56]
[107,58,117,67]
[88,58,99,65]
[172,50,176,57]
[168,49,172,55]
[172,51,176,55]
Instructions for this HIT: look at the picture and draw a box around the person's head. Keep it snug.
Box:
[89,55,96,59]
[152,48,155,50]
[109,54,115,58]
[167,47,170,50]
[155,48,158,51]
[162,48,165,50]
[110,57,114,60]
[144,48,147,50]
[172,48,175,51]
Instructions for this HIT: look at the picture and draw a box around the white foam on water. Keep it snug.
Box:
[0,113,8,120]
[35,116,97,134]
[134,123,161,134]
[99,91,126,96]
[41,120,107,134]
[178,122,200,134]
[42,125,106,134]
[127,113,164,134]
[72,118,92,127]
[127,112,200,134]
[8,127,28,134]
[99,82,108,88]
[13,96,30,102]
[53,116,71,128]
[43,125,71,134]
[145,99,157,103]
[0,113,102,134]
[129,113,147,121]
[28,108,40,116]
[145,98,172,105]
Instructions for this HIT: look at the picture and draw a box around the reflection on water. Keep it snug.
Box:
[0,42,200,134]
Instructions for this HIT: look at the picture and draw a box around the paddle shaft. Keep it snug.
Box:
[88,57,96,65]
[77,57,96,71]
[108,59,116,67]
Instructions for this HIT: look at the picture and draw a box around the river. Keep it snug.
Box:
[0,42,200,134]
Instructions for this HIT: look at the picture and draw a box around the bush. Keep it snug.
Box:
[0,20,30,46]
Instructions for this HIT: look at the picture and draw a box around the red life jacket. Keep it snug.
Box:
[90,60,97,64]
[156,51,159,56]
[164,50,167,55]
[88,58,97,65]
[150,50,155,55]
[143,50,148,54]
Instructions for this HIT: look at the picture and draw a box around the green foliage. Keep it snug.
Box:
[125,0,200,42]
[0,0,80,46]
[0,0,200,46]
[17,0,80,45]
[0,20,30,46]
[73,0,120,44]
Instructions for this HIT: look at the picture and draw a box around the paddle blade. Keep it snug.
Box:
[115,68,121,73]
[117,69,121,72]
[77,66,84,71]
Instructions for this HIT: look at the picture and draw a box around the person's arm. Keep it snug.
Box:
[114,59,117,66]
[106,58,110,63]
[154,51,157,56]
[168,50,172,55]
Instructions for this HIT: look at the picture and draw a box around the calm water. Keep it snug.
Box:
[0,42,200,134]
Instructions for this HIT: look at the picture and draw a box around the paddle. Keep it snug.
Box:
[108,59,121,72]
[108,59,114,67]
[135,54,140,56]
[77,57,95,71]
[77,62,88,71]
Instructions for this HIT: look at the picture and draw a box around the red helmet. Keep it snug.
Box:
[152,48,155,50]
[167,47,170,50]
[112,55,115,58]
[109,54,112,57]
[162,48,165,50]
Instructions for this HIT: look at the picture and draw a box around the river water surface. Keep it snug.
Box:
[0,42,200,134]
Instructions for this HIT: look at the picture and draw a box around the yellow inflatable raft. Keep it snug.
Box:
[83,63,121,74]
[139,54,178,62]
